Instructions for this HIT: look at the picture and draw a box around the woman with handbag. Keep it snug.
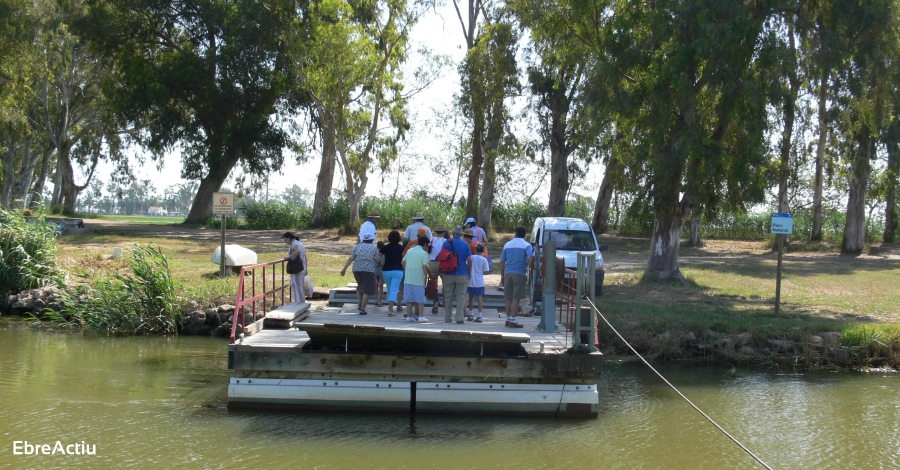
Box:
[281,232,307,303]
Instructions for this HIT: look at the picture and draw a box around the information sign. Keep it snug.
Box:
[213,193,235,215]
[771,213,793,235]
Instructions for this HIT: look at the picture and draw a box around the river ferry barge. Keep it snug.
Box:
[227,246,602,417]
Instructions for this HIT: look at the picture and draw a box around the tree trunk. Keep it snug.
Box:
[688,205,701,247]
[643,202,690,282]
[811,76,828,241]
[884,139,898,243]
[546,96,571,216]
[547,145,569,217]
[841,131,873,254]
[465,119,484,218]
[1,130,18,206]
[311,120,336,228]
[29,145,53,208]
[11,136,39,207]
[58,145,97,214]
[592,154,619,234]
[347,187,362,230]
[185,150,241,223]
[477,150,496,235]
[777,30,799,216]
[50,161,62,207]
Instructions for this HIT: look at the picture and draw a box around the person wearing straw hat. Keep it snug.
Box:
[359,210,380,243]
[403,212,432,242]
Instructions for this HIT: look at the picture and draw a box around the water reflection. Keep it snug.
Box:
[0,320,897,469]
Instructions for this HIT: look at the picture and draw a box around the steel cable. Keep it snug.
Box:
[585,296,775,470]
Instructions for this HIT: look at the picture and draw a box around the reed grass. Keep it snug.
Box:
[53,245,181,335]
[0,207,64,295]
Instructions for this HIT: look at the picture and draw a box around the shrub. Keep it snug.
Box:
[242,200,310,229]
[0,207,63,296]
[54,245,181,335]
[200,214,244,230]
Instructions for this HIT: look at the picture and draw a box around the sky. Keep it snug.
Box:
[83,2,606,204]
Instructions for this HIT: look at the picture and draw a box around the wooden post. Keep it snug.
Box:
[775,234,783,314]
[220,215,227,278]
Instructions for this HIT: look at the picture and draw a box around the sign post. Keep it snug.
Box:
[213,193,236,277]
[771,213,793,314]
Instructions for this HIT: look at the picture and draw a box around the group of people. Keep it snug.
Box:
[340,211,534,328]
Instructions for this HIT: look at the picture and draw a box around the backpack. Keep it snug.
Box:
[437,241,458,273]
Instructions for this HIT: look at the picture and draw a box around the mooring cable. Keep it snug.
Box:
[585,297,774,470]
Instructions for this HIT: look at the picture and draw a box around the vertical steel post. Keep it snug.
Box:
[775,233,784,314]
[574,252,597,352]
[220,215,226,277]
[538,240,557,332]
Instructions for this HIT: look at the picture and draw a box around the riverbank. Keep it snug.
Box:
[5,219,898,369]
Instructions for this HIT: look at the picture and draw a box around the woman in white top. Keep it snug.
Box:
[282,232,307,303]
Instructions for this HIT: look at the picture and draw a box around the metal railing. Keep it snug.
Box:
[229,259,292,344]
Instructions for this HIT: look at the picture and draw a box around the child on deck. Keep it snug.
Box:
[466,244,489,323]
[402,234,432,322]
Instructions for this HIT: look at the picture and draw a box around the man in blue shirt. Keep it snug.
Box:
[442,226,472,324]
[499,226,534,328]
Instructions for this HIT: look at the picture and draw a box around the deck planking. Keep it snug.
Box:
[293,304,574,354]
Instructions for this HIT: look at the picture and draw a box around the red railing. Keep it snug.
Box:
[229,259,292,344]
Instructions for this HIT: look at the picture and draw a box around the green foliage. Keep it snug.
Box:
[200,215,244,230]
[842,323,900,365]
[242,200,311,230]
[75,0,310,222]
[0,207,63,295]
[56,245,181,335]
[616,207,885,242]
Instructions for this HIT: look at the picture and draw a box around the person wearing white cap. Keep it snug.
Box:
[359,210,380,243]
[403,212,432,241]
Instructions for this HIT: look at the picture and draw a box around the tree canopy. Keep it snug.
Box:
[75,0,311,222]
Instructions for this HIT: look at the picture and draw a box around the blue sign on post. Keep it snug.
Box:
[771,213,793,235]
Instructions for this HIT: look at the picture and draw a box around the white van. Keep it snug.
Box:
[529,217,608,301]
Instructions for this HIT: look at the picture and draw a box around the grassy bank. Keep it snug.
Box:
[596,247,900,368]
[57,232,348,306]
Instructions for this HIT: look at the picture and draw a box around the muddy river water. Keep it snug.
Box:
[0,321,897,469]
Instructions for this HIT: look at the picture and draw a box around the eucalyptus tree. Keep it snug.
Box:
[828,0,898,253]
[76,0,311,222]
[512,0,599,218]
[883,98,900,243]
[564,0,776,282]
[465,18,520,232]
[298,0,420,229]
[452,0,520,228]
[796,0,852,241]
[0,0,44,208]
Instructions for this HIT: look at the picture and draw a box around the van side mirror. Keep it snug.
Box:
[598,244,609,252]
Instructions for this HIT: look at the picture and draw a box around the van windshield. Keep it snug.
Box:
[545,230,597,251]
